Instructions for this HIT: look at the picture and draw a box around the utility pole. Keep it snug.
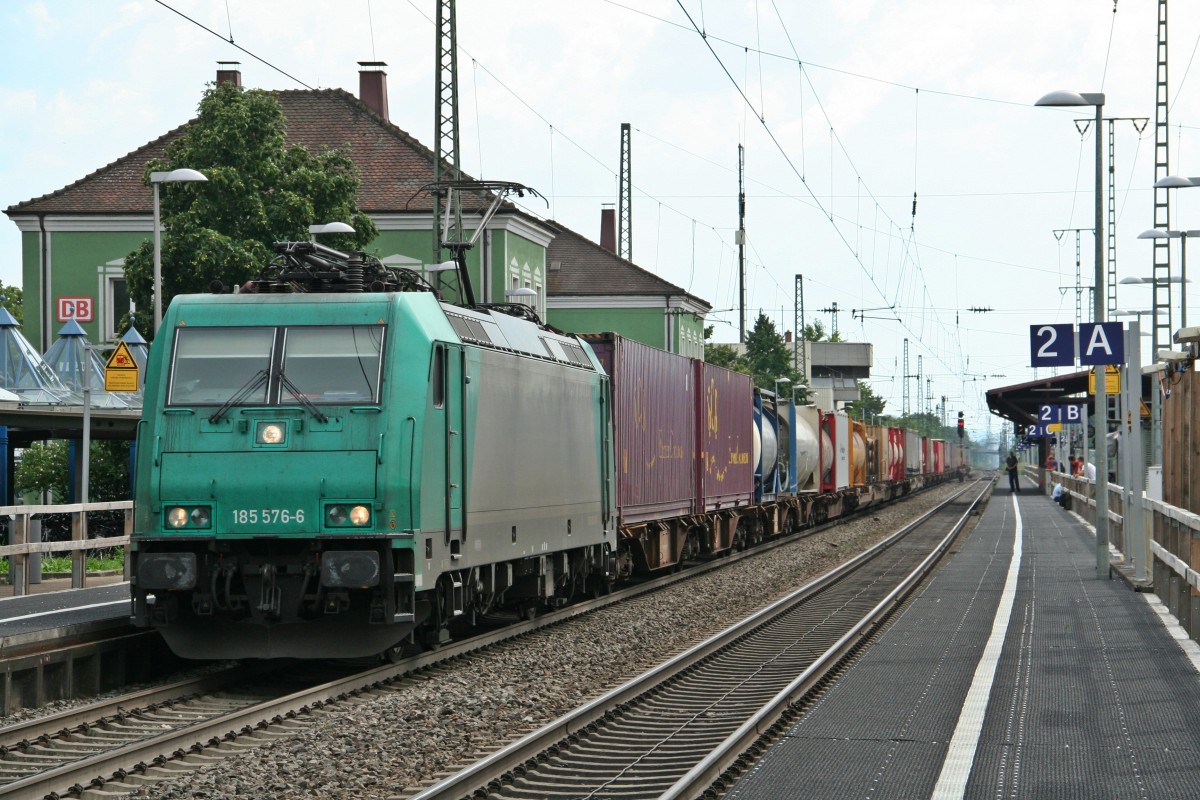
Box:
[794,274,806,379]
[1072,116,1149,319]
[618,123,632,262]
[817,302,840,338]
[917,355,923,415]
[433,0,463,287]
[902,338,911,417]
[1054,227,1093,327]
[1150,0,1171,465]
[737,144,747,343]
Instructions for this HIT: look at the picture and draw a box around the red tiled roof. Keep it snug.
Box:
[4,89,476,216]
[545,220,710,307]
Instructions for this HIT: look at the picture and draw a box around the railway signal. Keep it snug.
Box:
[957,411,964,439]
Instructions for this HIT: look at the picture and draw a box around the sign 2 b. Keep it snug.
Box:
[1038,404,1083,425]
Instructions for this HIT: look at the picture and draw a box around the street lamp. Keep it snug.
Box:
[773,376,791,401]
[504,287,538,309]
[150,168,208,333]
[1136,229,1200,328]
[308,221,356,241]
[1036,89,1109,578]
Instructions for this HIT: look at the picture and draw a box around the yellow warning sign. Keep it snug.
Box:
[1088,365,1120,395]
[104,341,139,392]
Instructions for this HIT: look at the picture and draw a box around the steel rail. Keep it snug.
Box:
[408,479,987,800]
[661,480,990,799]
[0,480,967,799]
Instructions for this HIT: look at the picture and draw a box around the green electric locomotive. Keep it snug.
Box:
[130,243,616,659]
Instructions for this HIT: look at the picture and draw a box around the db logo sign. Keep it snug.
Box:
[57,297,94,323]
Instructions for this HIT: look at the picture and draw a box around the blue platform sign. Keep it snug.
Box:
[1030,324,1076,367]
[1038,404,1084,425]
[1023,423,1053,438]
[1077,322,1124,365]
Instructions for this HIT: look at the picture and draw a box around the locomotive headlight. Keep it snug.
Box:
[325,503,372,528]
[167,507,189,528]
[190,507,211,528]
[256,422,286,445]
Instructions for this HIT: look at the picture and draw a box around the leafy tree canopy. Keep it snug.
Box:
[800,319,841,343]
[744,312,807,399]
[0,282,22,325]
[16,440,131,503]
[123,82,379,340]
[844,381,887,422]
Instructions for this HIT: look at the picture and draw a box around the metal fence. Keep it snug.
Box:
[0,500,132,595]
[1045,469,1200,639]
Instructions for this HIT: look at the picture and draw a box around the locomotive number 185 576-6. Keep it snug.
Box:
[232,509,306,524]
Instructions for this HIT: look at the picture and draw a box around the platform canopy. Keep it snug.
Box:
[986,369,1151,428]
[0,308,80,405]
[41,320,134,409]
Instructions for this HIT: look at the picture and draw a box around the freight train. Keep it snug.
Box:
[129,241,968,660]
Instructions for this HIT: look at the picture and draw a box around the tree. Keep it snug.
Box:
[123,82,379,339]
[744,312,805,395]
[800,318,842,343]
[845,381,887,422]
[0,282,22,324]
[16,440,132,503]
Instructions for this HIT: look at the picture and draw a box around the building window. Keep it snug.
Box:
[105,276,134,341]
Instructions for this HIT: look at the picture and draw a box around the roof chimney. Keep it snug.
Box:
[216,61,242,87]
[600,206,616,253]
[784,330,793,343]
[358,61,389,121]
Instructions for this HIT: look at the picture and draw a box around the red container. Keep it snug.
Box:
[583,333,697,524]
[888,427,906,482]
[932,439,947,474]
[819,411,836,493]
[695,361,754,510]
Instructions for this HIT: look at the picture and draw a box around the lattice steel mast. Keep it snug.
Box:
[618,123,632,262]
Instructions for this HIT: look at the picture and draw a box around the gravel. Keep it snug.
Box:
[100,483,972,799]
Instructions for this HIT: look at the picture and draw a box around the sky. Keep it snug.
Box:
[3,0,1200,440]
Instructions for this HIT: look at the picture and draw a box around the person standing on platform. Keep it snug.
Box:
[1006,450,1020,493]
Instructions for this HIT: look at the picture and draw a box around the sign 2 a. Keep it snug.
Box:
[1029,322,1123,368]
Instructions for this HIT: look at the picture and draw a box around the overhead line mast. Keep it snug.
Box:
[433,0,463,285]
[738,144,747,343]
[618,123,633,262]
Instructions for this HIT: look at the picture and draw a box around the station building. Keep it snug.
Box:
[4,63,709,356]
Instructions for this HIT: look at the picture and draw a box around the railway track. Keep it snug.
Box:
[0,481,976,799]
[406,479,990,800]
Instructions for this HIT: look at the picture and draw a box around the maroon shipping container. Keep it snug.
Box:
[695,361,754,511]
[583,333,697,524]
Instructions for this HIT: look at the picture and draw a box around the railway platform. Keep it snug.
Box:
[0,576,130,654]
[727,474,1200,799]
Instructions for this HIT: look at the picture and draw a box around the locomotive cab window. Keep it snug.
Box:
[168,325,385,407]
[281,326,384,404]
[169,327,274,405]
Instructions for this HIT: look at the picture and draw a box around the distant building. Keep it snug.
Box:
[4,63,708,355]
[724,336,873,408]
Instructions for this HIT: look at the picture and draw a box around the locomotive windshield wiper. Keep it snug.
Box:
[208,369,269,424]
[279,372,329,424]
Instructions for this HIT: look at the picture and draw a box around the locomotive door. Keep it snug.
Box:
[443,344,466,547]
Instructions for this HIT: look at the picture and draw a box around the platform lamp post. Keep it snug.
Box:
[151,168,208,334]
[1136,229,1200,329]
[1036,90,1109,578]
